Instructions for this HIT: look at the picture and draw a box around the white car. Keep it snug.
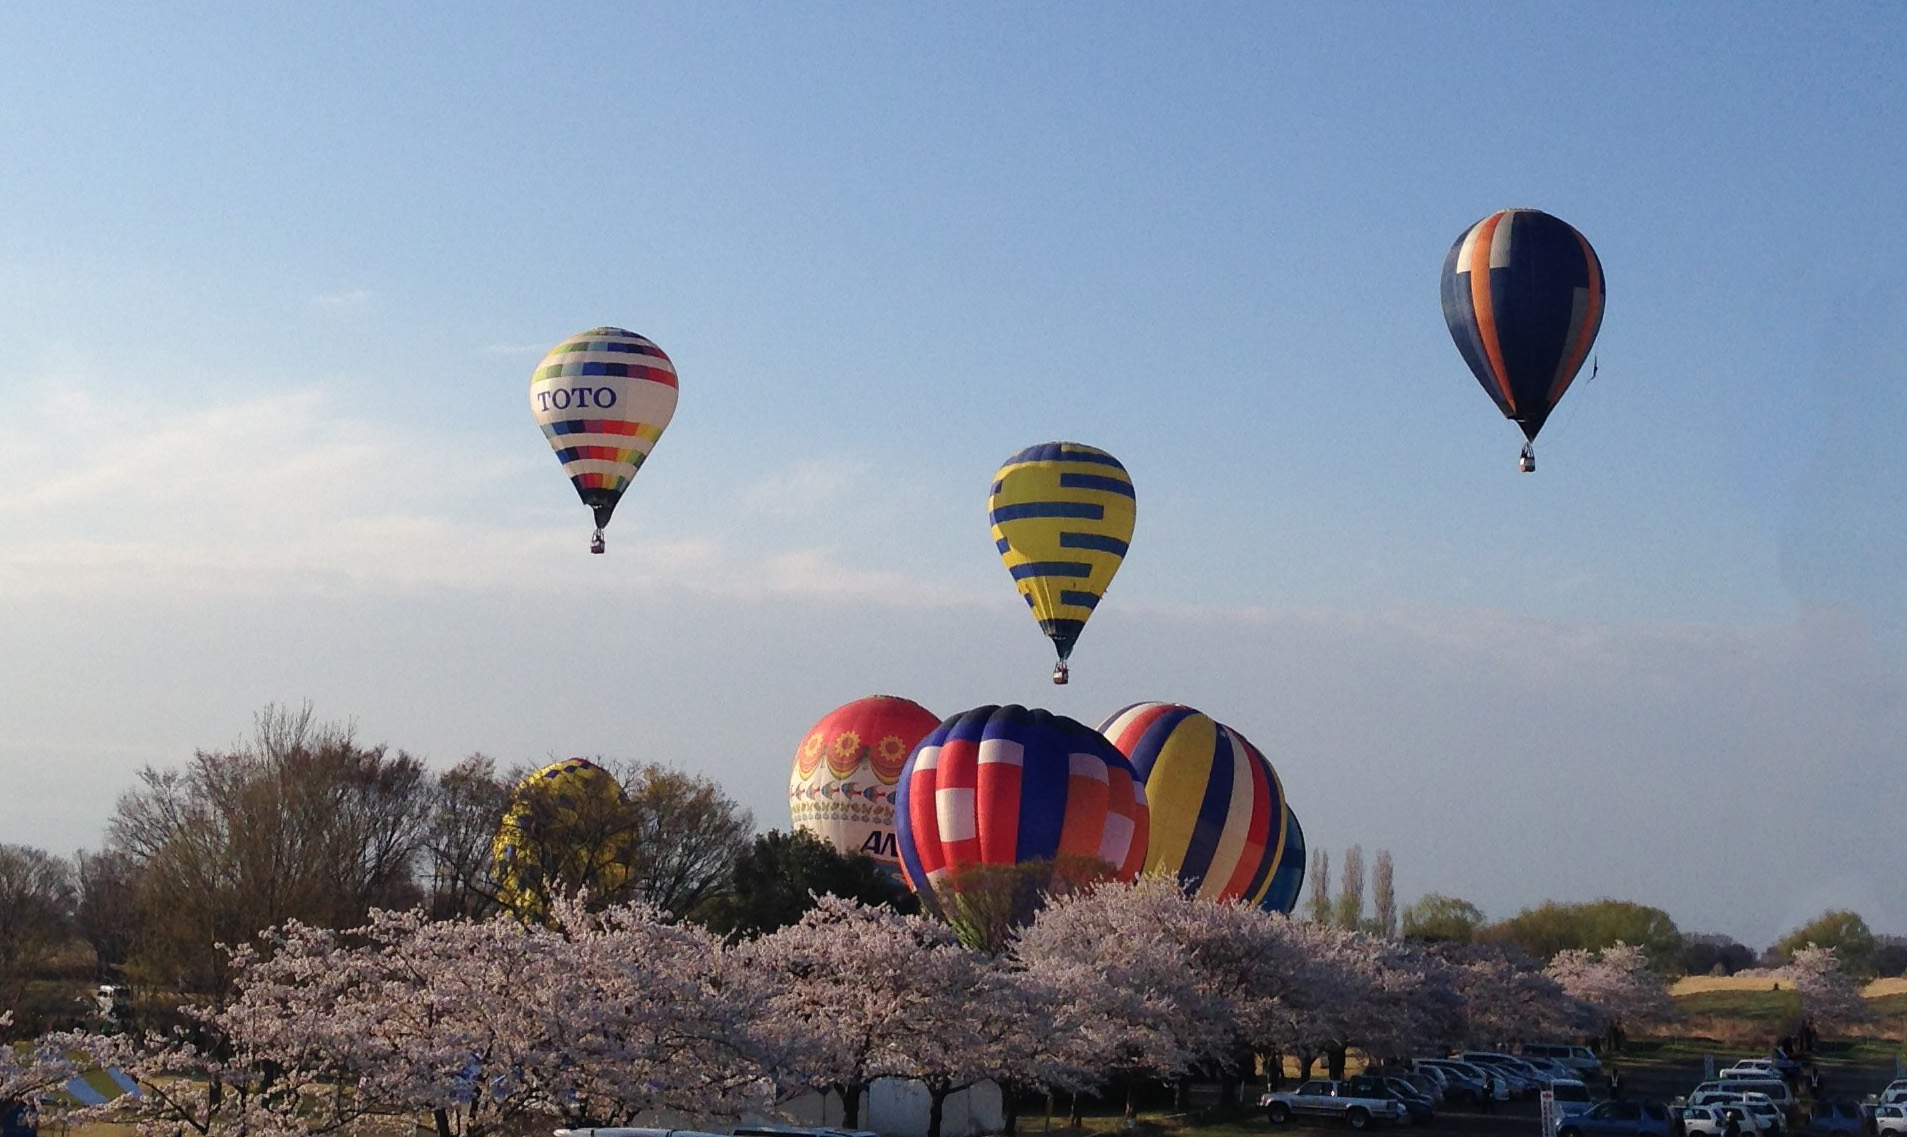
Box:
[1880,1081,1907,1106]
[1720,1104,1776,1137]
[1872,1104,1907,1137]
[1722,1060,1784,1080]
[1673,1105,1735,1137]
[1737,1097,1785,1136]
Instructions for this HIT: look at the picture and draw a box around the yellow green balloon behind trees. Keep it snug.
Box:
[491,758,633,921]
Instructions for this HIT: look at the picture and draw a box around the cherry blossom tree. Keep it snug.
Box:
[1,1013,79,1132]
[1786,944,1868,1032]
[1009,878,1236,1118]
[738,896,972,1129]
[82,900,769,1137]
[1444,945,1588,1046]
[1546,941,1672,1049]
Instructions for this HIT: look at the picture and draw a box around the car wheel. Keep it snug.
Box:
[1268,1104,1292,1125]
[1348,1108,1372,1130]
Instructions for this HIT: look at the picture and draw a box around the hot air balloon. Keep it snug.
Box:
[1440,209,1605,472]
[491,758,631,919]
[788,694,941,874]
[1259,806,1306,915]
[530,327,678,553]
[988,442,1135,684]
[894,704,1149,922]
[1098,702,1289,906]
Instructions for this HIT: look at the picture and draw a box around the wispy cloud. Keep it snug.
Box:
[313,288,373,310]
[0,384,976,607]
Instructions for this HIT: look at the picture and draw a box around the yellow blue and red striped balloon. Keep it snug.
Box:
[530,327,678,552]
[1259,805,1306,915]
[1098,702,1290,908]
[988,442,1135,679]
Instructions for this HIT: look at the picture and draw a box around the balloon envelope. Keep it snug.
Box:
[988,442,1135,666]
[1440,209,1605,442]
[491,758,630,916]
[1098,702,1288,906]
[530,327,678,533]
[894,704,1149,914]
[789,694,941,872]
[1260,806,1306,915]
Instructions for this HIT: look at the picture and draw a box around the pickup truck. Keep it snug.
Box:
[1262,1079,1409,1129]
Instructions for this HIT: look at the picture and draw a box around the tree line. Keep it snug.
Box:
[3,879,1822,1137]
[1,705,1897,1046]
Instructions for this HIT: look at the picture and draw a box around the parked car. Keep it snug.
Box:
[733,1129,880,1137]
[1872,1104,1907,1137]
[1556,1100,1675,1137]
[1690,1091,1748,1110]
[1736,1097,1785,1137]
[1350,1075,1436,1127]
[1526,1056,1578,1083]
[1424,1058,1509,1101]
[1457,1051,1543,1096]
[1390,1071,1447,1104]
[1795,1100,1866,1137]
[1522,1043,1605,1080]
[1263,1080,1410,1129]
[1550,1080,1595,1118]
[1673,1104,1738,1137]
[1412,1059,1493,1104]
[1722,1061,1786,1082]
[1693,1080,1793,1108]
[1878,1081,1907,1107]
[1719,1105,1777,1137]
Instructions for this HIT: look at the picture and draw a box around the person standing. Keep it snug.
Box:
[1609,1065,1624,1100]
[1481,1071,1497,1113]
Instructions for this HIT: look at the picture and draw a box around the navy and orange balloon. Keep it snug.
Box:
[1440,209,1605,469]
[894,705,1149,918]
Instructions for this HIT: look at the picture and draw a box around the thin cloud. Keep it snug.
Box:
[313,288,373,309]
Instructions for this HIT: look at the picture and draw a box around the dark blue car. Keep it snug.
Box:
[1556,1100,1674,1137]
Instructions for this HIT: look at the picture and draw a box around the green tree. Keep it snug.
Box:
[1477,898,1681,968]
[1305,848,1333,923]
[1773,910,1877,975]
[106,704,431,994]
[1333,844,1365,930]
[1401,893,1484,943]
[697,828,915,938]
[0,845,75,1017]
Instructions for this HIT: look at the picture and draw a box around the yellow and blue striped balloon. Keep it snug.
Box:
[988,442,1135,679]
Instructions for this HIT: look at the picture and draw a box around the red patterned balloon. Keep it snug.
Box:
[894,704,1149,916]
[788,695,941,870]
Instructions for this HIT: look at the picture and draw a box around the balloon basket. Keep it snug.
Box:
[589,529,606,555]
[1051,661,1069,685]
[1518,444,1535,473]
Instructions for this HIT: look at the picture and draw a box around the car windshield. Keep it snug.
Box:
[1553,1084,1591,1102]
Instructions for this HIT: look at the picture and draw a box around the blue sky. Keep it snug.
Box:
[1,4,1902,949]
